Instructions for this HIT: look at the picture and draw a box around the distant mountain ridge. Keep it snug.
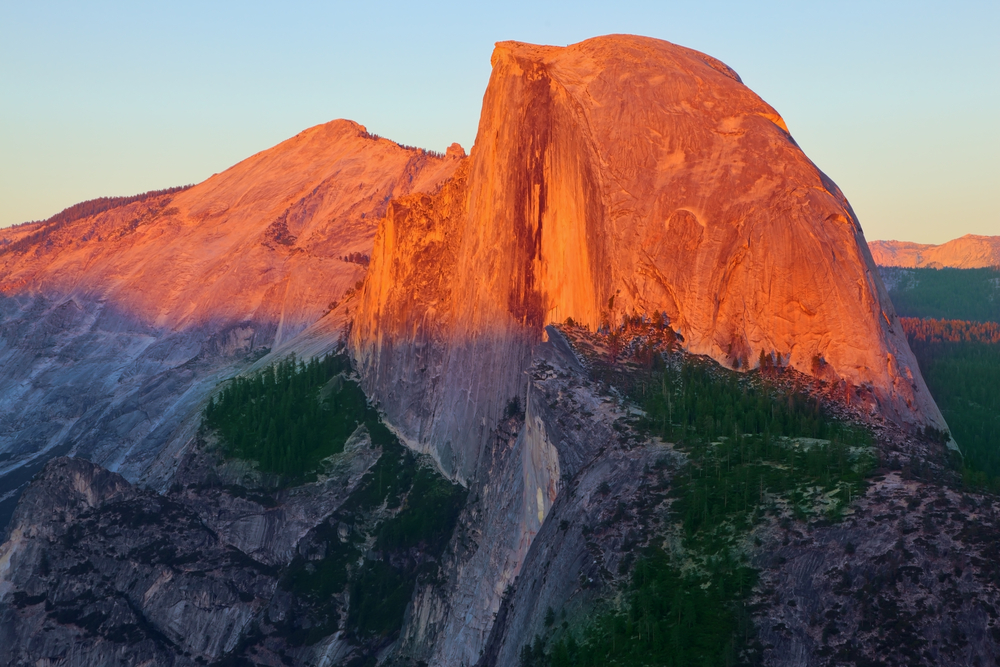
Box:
[870,234,1000,268]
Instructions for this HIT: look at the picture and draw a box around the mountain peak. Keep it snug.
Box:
[352,34,947,484]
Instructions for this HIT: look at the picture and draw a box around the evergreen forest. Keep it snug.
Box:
[204,353,362,484]
[527,353,875,667]
[906,329,1000,491]
[885,267,1000,492]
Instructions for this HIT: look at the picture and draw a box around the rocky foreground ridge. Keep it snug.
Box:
[2,326,997,667]
[0,33,982,667]
[870,235,1000,269]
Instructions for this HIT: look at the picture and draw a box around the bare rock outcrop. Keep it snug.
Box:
[0,121,463,527]
[869,234,1000,269]
[0,457,276,666]
[351,35,947,485]
[388,326,660,667]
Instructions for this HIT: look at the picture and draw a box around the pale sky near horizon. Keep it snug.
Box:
[1,1,997,243]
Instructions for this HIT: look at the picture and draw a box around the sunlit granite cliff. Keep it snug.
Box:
[350,35,948,484]
[0,34,987,667]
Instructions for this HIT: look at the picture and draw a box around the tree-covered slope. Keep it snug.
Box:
[880,266,1000,323]
[878,266,1000,491]
[520,322,876,667]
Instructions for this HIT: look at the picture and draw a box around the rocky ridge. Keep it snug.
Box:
[0,121,463,528]
[870,235,1000,269]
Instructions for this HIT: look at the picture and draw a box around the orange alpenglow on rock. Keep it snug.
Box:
[350,34,950,482]
[0,120,462,342]
[869,235,1000,269]
[0,121,463,481]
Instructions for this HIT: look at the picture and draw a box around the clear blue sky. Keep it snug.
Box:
[2,0,997,243]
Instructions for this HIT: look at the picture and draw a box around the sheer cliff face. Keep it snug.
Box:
[0,122,461,510]
[352,35,946,482]
[870,235,1000,269]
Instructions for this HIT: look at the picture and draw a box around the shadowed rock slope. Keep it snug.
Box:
[351,34,947,485]
[0,457,277,667]
[3,326,989,667]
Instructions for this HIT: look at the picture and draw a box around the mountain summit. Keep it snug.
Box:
[351,34,948,482]
[0,119,461,506]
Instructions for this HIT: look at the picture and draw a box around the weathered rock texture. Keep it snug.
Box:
[168,427,379,567]
[0,121,462,527]
[351,34,946,485]
[0,457,277,666]
[376,326,658,666]
[870,234,1000,269]
[474,329,675,667]
[754,471,1000,666]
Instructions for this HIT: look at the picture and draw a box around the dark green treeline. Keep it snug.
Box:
[908,339,1000,491]
[531,356,873,667]
[880,266,1000,323]
[204,353,361,482]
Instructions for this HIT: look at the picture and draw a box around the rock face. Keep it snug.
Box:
[869,234,1000,269]
[3,327,994,666]
[425,327,669,667]
[0,120,462,527]
[168,427,379,567]
[351,35,947,484]
[0,33,977,667]
[754,471,1000,666]
[0,457,277,666]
